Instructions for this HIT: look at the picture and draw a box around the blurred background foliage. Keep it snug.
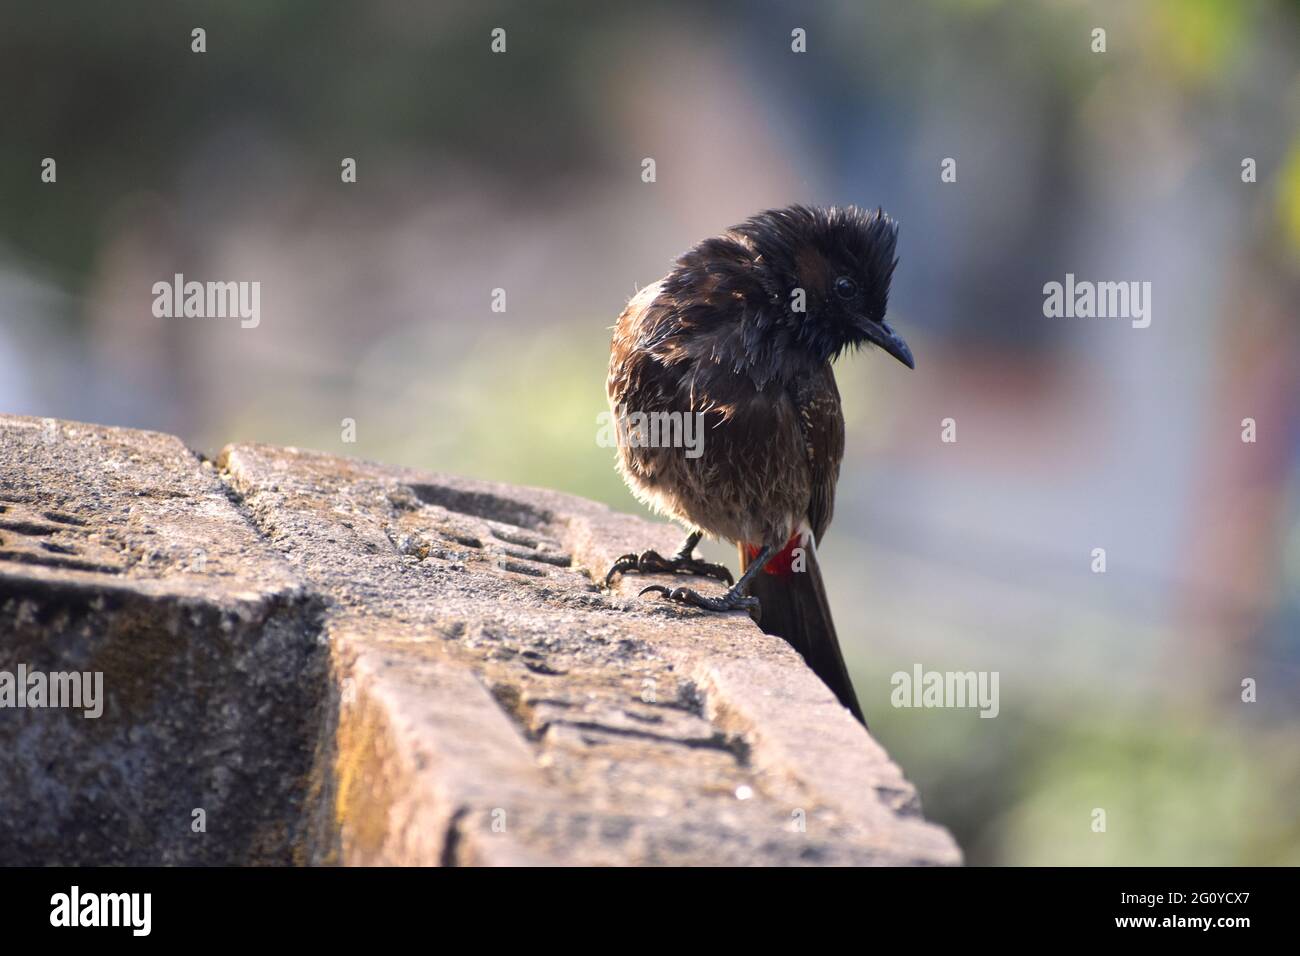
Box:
[1,0,1298,864]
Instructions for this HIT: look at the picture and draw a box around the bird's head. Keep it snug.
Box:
[730,204,913,369]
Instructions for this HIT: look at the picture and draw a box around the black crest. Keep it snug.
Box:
[661,204,905,385]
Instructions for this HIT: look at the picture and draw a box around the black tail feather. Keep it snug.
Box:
[742,544,866,726]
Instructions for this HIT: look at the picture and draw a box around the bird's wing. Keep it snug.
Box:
[791,365,845,543]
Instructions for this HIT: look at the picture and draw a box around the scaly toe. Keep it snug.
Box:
[639,584,758,615]
[675,559,734,585]
[604,553,641,586]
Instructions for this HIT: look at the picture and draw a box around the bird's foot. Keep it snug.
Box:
[637,583,759,616]
[603,548,734,587]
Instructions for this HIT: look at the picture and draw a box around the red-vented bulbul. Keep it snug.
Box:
[603,204,913,725]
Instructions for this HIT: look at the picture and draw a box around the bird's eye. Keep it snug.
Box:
[834,276,858,300]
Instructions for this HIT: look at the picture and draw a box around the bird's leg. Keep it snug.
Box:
[639,545,774,616]
[604,530,734,587]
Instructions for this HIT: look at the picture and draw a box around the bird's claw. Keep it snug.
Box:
[604,549,734,587]
[637,584,760,616]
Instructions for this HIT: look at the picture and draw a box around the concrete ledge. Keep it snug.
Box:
[0,416,326,864]
[0,414,960,866]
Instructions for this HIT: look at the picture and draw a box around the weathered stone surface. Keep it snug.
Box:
[220,442,961,866]
[0,414,327,864]
[0,413,959,865]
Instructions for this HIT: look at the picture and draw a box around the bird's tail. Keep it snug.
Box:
[740,534,866,726]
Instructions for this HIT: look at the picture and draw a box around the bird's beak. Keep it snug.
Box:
[861,320,915,370]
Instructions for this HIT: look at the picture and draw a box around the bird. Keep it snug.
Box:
[602,204,914,726]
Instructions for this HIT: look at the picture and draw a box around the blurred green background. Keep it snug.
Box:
[2,0,1298,864]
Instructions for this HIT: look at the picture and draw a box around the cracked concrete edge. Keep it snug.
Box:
[327,629,553,866]
[209,443,556,865]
